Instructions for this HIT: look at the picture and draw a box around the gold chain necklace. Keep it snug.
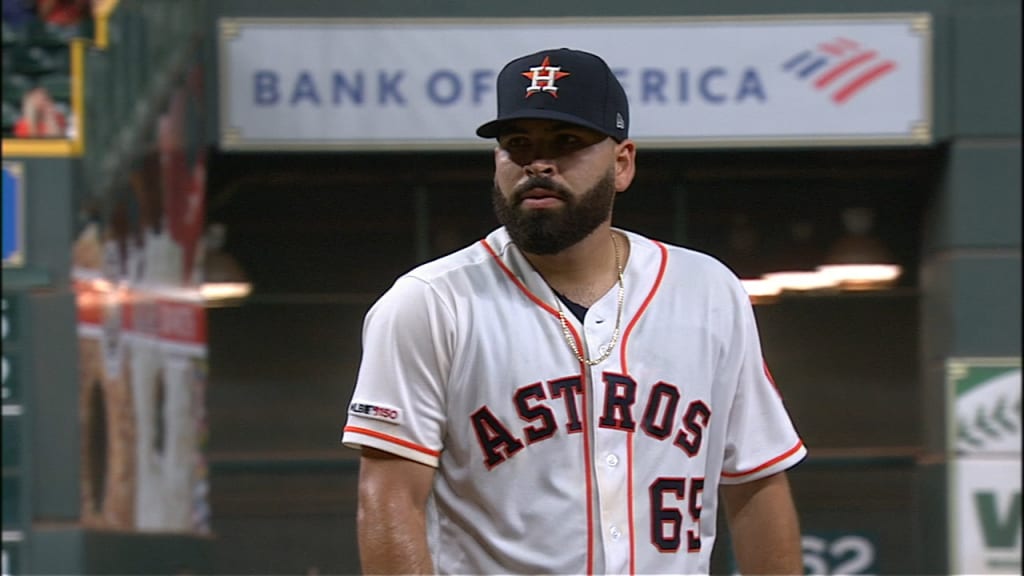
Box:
[555,233,625,366]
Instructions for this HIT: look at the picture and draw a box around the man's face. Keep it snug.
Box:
[491,119,635,255]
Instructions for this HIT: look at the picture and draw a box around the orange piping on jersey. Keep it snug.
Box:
[721,439,805,479]
[480,239,560,318]
[627,433,636,575]
[481,238,595,572]
[344,426,441,458]
[763,361,777,388]
[619,240,669,369]
[580,354,595,575]
[618,241,666,576]
[763,361,787,400]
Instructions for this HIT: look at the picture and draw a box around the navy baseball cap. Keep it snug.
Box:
[476,48,629,142]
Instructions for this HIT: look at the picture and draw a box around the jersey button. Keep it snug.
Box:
[605,453,619,467]
[609,526,622,540]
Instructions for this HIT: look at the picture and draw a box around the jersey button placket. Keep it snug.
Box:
[587,289,630,573]
[583,306,613,362]
[593,421,630,571]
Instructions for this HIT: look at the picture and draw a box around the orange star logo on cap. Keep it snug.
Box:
[521,56,571,98]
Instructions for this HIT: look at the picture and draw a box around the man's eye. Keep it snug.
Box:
[501,136,529,149]
[556,133,594,150]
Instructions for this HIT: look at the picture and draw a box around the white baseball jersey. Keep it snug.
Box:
[342,226,806,575]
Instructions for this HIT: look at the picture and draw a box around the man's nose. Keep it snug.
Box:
[523,154,556,176]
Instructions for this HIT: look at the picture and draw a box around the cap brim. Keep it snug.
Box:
[476,108,620,141]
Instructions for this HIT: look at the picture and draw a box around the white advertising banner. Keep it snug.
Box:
[947,359,1022,575]
[950,458,1022,575]
[218,15,932,150]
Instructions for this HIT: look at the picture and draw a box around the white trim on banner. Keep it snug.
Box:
[218,14,932,151]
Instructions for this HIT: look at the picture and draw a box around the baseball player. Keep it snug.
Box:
[342,48,806,575]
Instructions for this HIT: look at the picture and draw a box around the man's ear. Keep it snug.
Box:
[614,139,637,192]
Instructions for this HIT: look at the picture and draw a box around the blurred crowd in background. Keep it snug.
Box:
[2,0,93,138]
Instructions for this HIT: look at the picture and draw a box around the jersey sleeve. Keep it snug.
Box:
[718,278,806,484]
[341,275,453,468]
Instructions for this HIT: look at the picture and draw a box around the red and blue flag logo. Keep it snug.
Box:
[783,37,897,105]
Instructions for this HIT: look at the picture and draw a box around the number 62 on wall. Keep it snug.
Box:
[802,533,878,575]
[730,532,878,575]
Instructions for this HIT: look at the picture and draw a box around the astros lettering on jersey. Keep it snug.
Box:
[343,227,806,575]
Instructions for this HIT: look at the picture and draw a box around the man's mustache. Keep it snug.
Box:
[511,177,571,204]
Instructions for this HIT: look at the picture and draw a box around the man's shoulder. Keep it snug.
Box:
[403,229,505,284]
[625,230,737,279]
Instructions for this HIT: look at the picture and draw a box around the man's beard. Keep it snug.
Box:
[492,170,616,255]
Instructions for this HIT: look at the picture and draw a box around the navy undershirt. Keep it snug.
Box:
[555,291,588,323]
